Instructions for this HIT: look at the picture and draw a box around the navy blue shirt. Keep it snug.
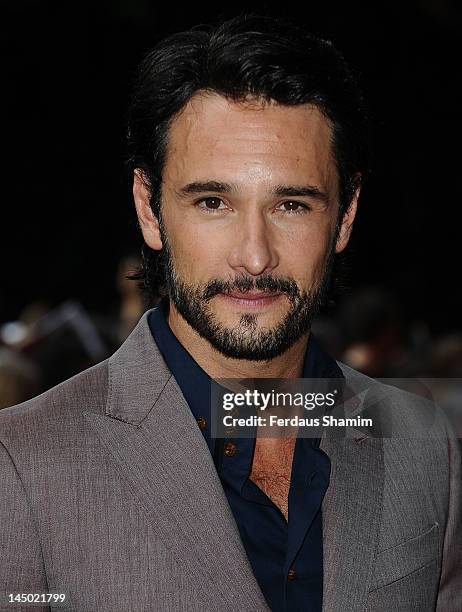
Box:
[149,298,343,612]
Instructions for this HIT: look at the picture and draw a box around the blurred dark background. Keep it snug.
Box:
[1,0,462,408]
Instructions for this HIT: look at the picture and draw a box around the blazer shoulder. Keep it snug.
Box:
[0,359,109,444]
[337,360,454,440]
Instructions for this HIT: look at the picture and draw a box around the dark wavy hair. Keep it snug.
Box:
[126,14,370,300]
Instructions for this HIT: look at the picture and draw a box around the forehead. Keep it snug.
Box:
[164,91,336,192]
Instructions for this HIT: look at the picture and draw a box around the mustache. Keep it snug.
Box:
[202,274,301,302]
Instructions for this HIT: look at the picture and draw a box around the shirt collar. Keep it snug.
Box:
[148,297,344,453]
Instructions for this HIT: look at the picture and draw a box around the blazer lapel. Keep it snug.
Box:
[320,367,385,612]
[84,311,269,611]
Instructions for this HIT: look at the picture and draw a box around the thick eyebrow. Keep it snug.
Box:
[177,181,235,197]
[176,180,329,203]
[272,184,329,203]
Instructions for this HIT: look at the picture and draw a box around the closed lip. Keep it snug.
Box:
[223,291,282,300]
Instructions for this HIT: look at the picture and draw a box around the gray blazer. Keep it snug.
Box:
[1,311,461,612]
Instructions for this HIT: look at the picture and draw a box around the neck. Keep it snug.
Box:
[167,301,309,380]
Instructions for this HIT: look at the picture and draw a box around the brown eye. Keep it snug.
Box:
[196,196,228,214]
[278,201,308,213]
[197,197,227,212]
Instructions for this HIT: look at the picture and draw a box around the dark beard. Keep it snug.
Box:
[157,216,335,361]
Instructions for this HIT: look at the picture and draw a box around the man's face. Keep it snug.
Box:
[136,92,358,360]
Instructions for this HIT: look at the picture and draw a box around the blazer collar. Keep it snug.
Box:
[104,309,171,425]
[321,362,385,612]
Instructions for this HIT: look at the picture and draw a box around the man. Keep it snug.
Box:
[1,14,460,612]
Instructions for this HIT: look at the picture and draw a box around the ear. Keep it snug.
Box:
[335,175,361,254]
[133,169,163,251]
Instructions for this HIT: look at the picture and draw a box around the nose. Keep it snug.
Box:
[227,209,279,276]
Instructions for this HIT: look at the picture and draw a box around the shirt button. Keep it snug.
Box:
[196,416,207,431]
[287,568,297,581]
[224,441,237,457]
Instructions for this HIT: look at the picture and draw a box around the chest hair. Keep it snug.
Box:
[249,437,296,520]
